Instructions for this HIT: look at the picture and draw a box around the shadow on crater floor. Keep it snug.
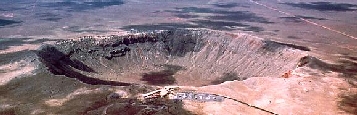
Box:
[141,65,185,85]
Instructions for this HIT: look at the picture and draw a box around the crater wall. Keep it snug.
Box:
[37,29,308,86]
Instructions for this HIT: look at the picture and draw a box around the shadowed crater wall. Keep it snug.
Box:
[36,29,308,86]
